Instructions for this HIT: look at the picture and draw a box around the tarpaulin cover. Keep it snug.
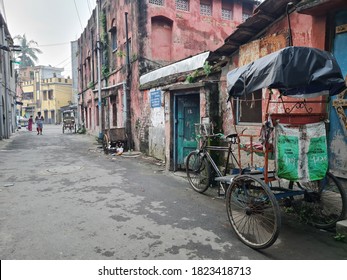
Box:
[227,47,346,99]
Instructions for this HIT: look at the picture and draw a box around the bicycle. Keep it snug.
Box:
[186,123,241,195]
[186,123,346,249]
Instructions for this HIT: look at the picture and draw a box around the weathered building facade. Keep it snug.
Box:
[76,0,259,155]
[0,12,16,139]
[213,0,347,180]
[138,0,347,176]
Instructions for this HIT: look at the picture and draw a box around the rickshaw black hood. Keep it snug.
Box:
[227,46,346,100]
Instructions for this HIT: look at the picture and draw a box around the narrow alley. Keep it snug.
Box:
[0,125,346,260]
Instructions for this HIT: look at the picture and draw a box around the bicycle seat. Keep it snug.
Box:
[226,133,238,139]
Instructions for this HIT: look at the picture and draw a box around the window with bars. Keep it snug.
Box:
[149,0,164,6]
[176,0,189,11]
[222,8,232,20]
[200,1,212,16]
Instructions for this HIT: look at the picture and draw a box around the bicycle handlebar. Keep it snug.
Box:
[196,133,239,143]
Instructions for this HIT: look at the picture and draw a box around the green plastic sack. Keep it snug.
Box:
[276,134,300,181]
[275,122,328,182]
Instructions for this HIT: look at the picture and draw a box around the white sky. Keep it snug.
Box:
[3,0,95,77]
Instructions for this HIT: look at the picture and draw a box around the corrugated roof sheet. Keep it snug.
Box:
[207,0,301,61]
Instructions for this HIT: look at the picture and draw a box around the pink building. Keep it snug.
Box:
[76,0,259,152]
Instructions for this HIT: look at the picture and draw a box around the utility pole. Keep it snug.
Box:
[125,12,132,150]
[96,0,103,140]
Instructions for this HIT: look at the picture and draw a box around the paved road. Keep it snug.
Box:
[0,125,346,260]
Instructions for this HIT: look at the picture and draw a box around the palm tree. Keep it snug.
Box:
[14,34,42,68]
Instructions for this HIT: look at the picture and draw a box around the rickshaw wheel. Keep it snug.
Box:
[289,172,346,229]
[103,134,109,154]
[226,175,280,249]
[186,150,211,193]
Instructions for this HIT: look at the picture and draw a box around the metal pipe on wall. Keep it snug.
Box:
[96,0,103,140]
[125,12,132,149]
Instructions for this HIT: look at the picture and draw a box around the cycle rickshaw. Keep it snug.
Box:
[62,109,76,133]
[186,46,347,249]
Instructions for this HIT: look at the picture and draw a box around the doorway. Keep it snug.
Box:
[174,93,200,170]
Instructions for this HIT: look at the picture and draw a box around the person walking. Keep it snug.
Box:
[27,116,33,132]
[35,112,44,135]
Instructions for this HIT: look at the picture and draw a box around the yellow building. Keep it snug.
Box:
[20,66,73,124]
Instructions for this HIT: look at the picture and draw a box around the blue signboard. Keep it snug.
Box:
[150,90,161,108]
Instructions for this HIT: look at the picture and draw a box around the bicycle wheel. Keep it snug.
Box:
[186,150,211,193]
[225,175,281,249]
[289,172,346,229]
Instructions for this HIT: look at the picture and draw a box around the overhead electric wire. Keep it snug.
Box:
[74,0,84,31]
[54,56,71,67]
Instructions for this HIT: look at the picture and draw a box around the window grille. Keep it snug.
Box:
[200,3,212,16]
[149,0,164,6]
[176,0,189,11]
[222,8,232,20]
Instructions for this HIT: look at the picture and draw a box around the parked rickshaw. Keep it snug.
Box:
[62,109,76,133]
[186,46,347,249]
[102,127,127,154]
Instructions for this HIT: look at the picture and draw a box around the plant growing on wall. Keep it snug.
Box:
[100,12,110,78]
[116,50,126,58]
[185,62,212,83]
[102,65,110,77]
[185,70,199,83]
[203,61,212,76]
[88,81,95,89]
[131,53,138,62]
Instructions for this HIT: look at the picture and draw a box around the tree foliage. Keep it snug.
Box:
[14,34,42,68]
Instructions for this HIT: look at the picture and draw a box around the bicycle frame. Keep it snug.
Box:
[198,135,241,182]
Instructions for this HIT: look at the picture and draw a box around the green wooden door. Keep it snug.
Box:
[176,94,200,168]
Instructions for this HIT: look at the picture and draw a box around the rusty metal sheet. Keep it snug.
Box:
[239,33,287,66]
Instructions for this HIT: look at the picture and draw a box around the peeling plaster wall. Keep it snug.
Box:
[149,90,165,161]
[132,0,250,155]
[220,12,327,169]
[149,125,165,161]
[135,88,165,161]
[143,0,241,63]
[77,0,256,152]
